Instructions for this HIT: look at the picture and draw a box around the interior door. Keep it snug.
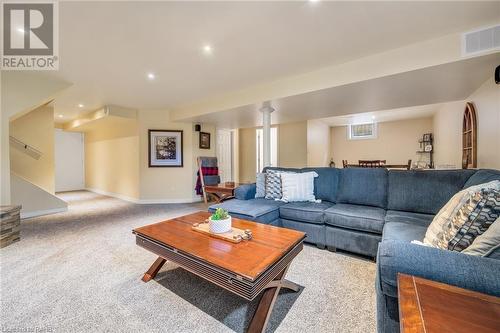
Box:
[216,129,233,183]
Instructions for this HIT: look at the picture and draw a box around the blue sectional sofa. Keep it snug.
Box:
[209,167,500,333]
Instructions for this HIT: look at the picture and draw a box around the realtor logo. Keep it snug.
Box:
[1,1,59,70]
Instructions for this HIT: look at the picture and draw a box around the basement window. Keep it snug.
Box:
[348,123,377,140]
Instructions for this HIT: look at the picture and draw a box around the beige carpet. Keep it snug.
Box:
[0,191,376,333]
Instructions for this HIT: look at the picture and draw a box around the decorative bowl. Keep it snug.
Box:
[209,216,232,234]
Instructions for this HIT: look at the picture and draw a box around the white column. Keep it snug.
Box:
[260,101,275,167]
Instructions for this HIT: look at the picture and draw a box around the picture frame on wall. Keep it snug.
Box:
[199,132,210,149]
[148,130,183,167]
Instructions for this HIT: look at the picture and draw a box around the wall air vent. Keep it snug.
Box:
[462,24,500,57]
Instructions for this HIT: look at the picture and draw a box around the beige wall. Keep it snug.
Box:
[330,117,433,167]
[1,71,71,204]
[238,127,257,183]
[238,121,307,182]
[279,121,308,168]
[137,110,216,202]
[307,120,331,167]
[85,117,140,200]
[433,78,500,169]
[10,105,56,194]
[83,110,216,202]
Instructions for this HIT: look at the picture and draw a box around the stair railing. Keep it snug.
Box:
[9,136,42,160]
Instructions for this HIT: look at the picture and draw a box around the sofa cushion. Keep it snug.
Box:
[387,170,475,215]
[279,201,334,224]
[337,168,388,208]
[324,203,386,234]
[462,217,500,258]
[301,167,339,203]
[234,183,256,200]
[209,198,285,224]
[464,169,500,189]
[382,222,428,243]
[385,210,434,227]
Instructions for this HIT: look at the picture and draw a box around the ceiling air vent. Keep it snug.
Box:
[462,24,500,56]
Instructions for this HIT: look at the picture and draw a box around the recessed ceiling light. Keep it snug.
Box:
[309,0,320,3]
[78,104,84,108]
[147,73,156,80]
[58,114,63,118]
[203,45,213,54]
[371,116,376,119]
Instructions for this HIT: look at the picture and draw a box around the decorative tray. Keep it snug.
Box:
[192,221,252,244]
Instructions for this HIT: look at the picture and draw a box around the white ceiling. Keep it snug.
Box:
[183,53,499,128]
[48,1,500,120]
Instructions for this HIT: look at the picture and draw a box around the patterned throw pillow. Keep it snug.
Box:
[448,189,500,252]
[265,170,283,200]
[281,171,319,202]
[423,180,500,248]
[255,172,266,198]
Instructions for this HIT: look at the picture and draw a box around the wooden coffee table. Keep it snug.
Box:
[133,211,306,333]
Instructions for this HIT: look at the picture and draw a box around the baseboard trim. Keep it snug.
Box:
[85,188,202,204]
[21,207,68,219]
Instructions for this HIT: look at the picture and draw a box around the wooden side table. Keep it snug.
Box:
[204,182,242,203]
[398,273,500,333]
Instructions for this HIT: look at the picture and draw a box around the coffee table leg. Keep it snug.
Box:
[247,264,297,333]
[142,256,166,282]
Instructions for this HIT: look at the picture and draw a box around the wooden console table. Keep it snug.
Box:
[398,273,500,333]
[204,182,243,203]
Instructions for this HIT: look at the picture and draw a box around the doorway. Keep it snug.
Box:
[54,129,85,192]
[216,129,233,183]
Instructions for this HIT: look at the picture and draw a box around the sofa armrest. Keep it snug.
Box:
[377,240,500,298]
[234,183,256,200]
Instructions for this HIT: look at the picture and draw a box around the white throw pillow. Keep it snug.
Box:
[280,171,319,202]
[423,180,500,249]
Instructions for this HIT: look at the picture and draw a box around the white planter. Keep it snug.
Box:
[209,216,232,234]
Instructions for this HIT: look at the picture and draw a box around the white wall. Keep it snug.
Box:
[433,77,500,169]
[11,173,67,219]
[55,129,85,192]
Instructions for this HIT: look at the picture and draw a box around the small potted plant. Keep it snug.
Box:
[209,208,232,234]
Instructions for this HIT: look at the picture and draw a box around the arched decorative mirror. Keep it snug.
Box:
[462,102,477,169]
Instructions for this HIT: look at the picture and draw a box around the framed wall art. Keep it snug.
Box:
[199,132,211,149]
[148,130,183,167]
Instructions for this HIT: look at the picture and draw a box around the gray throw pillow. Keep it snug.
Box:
[255,172,266,198]
[265,170,282,200]
[462,216,500,257]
